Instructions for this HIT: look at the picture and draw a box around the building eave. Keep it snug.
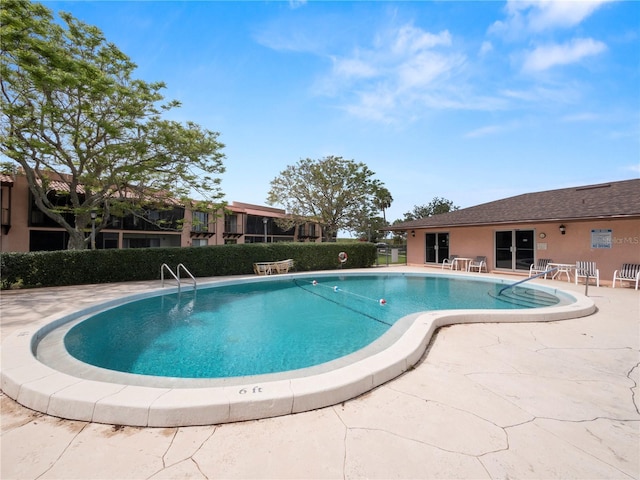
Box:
[385,213,640,232]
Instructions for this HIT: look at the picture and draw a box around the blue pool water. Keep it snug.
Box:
[64,274,560,379]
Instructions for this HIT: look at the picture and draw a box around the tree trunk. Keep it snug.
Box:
[323,226,338,242]
[67,228,89,250]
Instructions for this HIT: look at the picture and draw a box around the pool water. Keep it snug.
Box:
[63,274,559,379]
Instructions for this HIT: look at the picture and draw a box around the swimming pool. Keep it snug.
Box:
[2,270,595,427]
[59,274,561,380]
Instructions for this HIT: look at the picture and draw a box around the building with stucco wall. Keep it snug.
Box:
[385,179,640,286]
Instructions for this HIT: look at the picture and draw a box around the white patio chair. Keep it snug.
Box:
[441,255,458,270]
[468,256,487,273]
[612,263,640,290]
[575,261,600,287]
[529,258,553,278]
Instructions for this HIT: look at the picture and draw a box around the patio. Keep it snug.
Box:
[1,266,638,479]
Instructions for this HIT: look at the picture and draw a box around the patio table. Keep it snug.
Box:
[549,262,574,282]
[452,257,473,272]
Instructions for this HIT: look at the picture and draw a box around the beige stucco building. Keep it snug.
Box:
[386,179,640,286]
[0,172,322,252]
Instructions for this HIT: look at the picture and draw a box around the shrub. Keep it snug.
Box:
[0,242,377,289]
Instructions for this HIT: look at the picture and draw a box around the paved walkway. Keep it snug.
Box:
[1,268,639,479]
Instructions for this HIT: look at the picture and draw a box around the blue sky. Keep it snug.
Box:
[44,0,639,225]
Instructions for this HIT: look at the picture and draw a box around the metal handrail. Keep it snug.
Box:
[161,263,196,291]
[177,263,196,288]
[161,263,179,289]
[498,267,559,296]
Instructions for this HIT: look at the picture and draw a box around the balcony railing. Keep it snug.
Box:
[190,225,215,238]
[223,226,243,238]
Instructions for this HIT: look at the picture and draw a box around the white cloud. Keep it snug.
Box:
[316,23,470,121]
[627,164,640,174]
[522,38,607,71]
[343,88,398,123]
[464,120,523,138]
[464,124,509,138]
[561,112,600,122]
[289,0,307,9]
[397,51,458,90]
[417,90,509,112]
[490,0,616,37]
[479,41,493,56]
[501,85,580,104]
[331,56,378,79]
[518,0,615,32]
[388,25,452,54]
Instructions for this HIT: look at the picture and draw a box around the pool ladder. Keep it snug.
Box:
[161,263,196,291]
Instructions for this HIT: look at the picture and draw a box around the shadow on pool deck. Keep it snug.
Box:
[1,266,639,479]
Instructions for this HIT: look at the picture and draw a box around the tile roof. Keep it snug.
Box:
[44,179,86,194]
[387,179,640,230]
[32,172,181,205]
[1,174,14,185]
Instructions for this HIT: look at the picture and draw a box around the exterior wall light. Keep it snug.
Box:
[559,224,566,235]
[90,210,97,250]
[411,230,415,237]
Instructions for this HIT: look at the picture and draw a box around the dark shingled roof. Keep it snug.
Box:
[387,179,640,231]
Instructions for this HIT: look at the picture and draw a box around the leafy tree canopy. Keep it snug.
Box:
[401,197,459,222]
[352,214,388,244]
[266,156,387,242]
[0,0,226,249]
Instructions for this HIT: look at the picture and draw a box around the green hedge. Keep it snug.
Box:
[0,242,378,289]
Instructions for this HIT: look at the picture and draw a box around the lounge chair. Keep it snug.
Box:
[612,263,640,290]
[253,262,272,275]
[468,256,487,273]
[274,259,294,274]
[529,258,552,278]
[575,261,600,287]
[441,255,458,270]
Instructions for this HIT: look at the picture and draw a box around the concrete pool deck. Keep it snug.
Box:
[1,266,639,479]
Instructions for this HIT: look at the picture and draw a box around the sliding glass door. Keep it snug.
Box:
[425,233,449,264]
[495,230,534,271]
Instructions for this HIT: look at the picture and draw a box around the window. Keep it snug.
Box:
[297,223,316,238]
[192,211,208,232]
[29,191,76,227]
[123,237,161,248]
[246,215,268,235]
[101,232,119,249]
[225,214,239,234]
[121,207,184,231]
[29,230,68,251]
[192,238,208,247]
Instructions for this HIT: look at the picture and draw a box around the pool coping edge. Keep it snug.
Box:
[0,275,596,427]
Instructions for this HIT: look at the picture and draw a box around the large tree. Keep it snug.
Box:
[402,197,459,222]
[267,156,386,242]
[0,1,226,249]
[352,212,388,243]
